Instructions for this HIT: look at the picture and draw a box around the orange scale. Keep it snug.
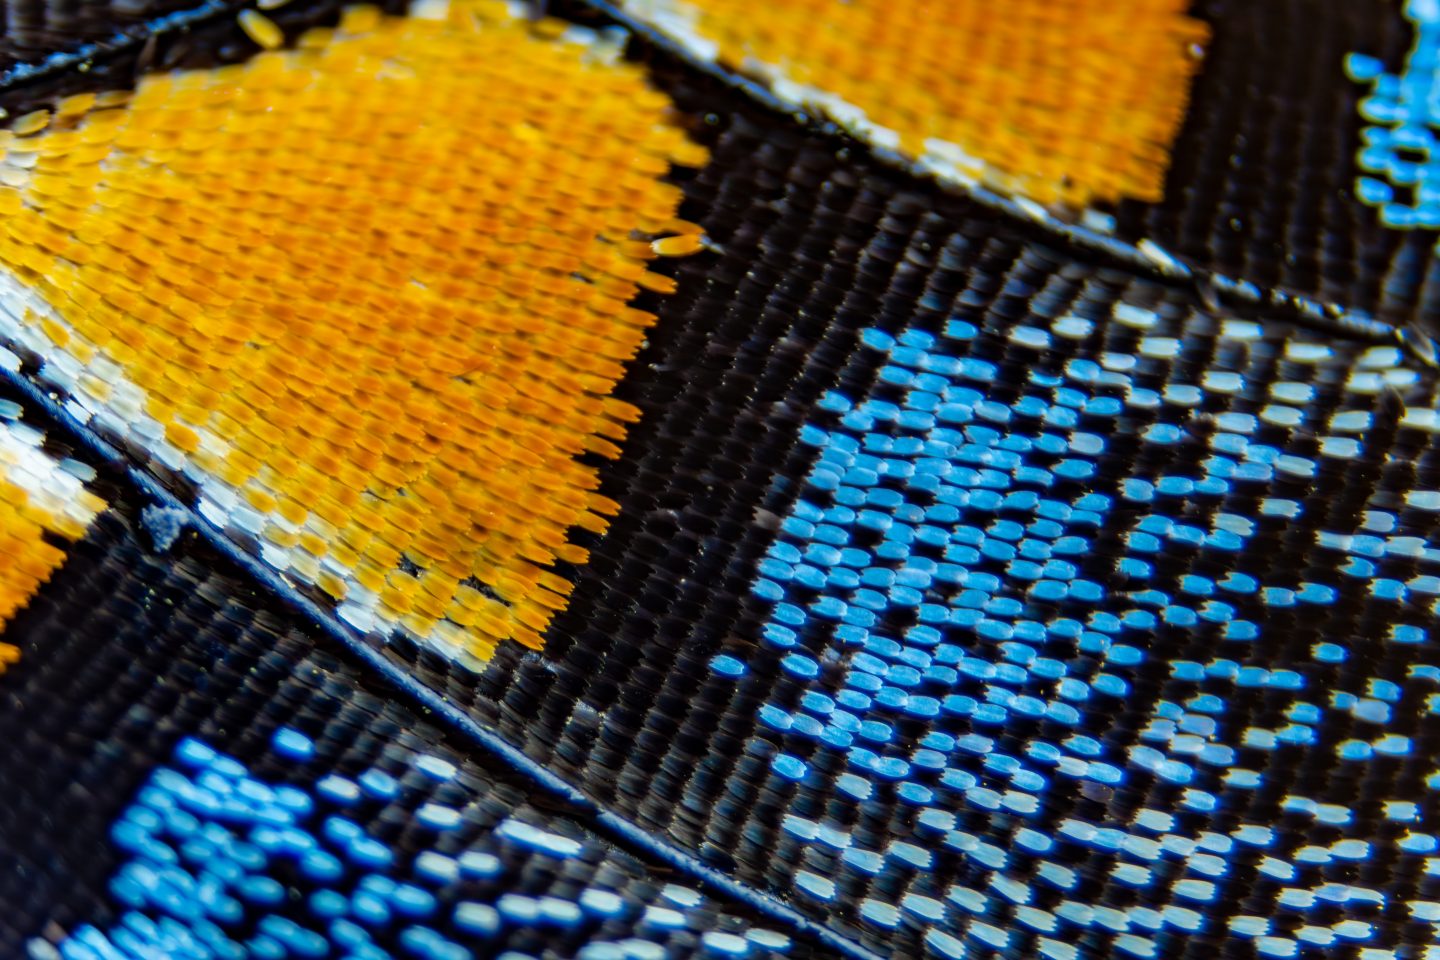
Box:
[347,428,391,460]
[329,537,363,568]
[348,503,388,534]
[329,460,370,494]
[585,492,621,516]
[380,414,423,443]
[526,522,572,551]
[144,385,185,419]
[444,601,482,629]
[512,538,560,568]
[385,569,422,597]
[379,586,415,616]
[492,567,541,600]
[40,201,92,233]
[263,523,302,549]
[418,571,460,602]
[568,505,610,536]
[242,485,280,513]
[21,544,64,575]
[217,457,262,488]
[573,431,621,459]
[252,402,298,436]
[275,400,321,440]
[471,606,515,641]
[429,554,473,586]
[409,587,450,620]
[371,518,417,546]
[248,367,295,402]
[230,408,283,446]
[370,460,413,490]
[186,448,232,479]
[649,232,705,257]
[509,624,545,651]
[525,586,570,614]
[398,400,450,437]
[353,563,388,594]
[667,141,710,170]
[364,541,404,573]
[297,381,350,415]
[315,570,348,599]
[598,256,650,285]
[534,571,574,600]
[330,485,362,510]
[400,613,441,638]
[266,492,308,529]
[162,281,225,310]
[310,496,353,530]
[210,387,258,428]
[447,480,494,514]
[575,353,628,382]
[348,371,388,397]
[411,463,459,496]
[164,421,203,454]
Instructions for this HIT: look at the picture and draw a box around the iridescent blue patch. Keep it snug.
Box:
[721,321,1436,958]
[50,730,791,960]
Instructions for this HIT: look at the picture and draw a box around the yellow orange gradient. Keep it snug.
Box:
[629,0,1207,208]
[0,1,705,663]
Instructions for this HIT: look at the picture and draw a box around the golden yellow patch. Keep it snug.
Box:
[0,1,704,663]
[633,0,1207,208]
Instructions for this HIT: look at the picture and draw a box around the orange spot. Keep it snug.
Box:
[644,0,1208,208]
[0,2,700,664]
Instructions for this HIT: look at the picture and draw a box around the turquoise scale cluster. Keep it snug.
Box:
[1349,0,1440,241]
[51,730,791,960]
[719,320,1440,959]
